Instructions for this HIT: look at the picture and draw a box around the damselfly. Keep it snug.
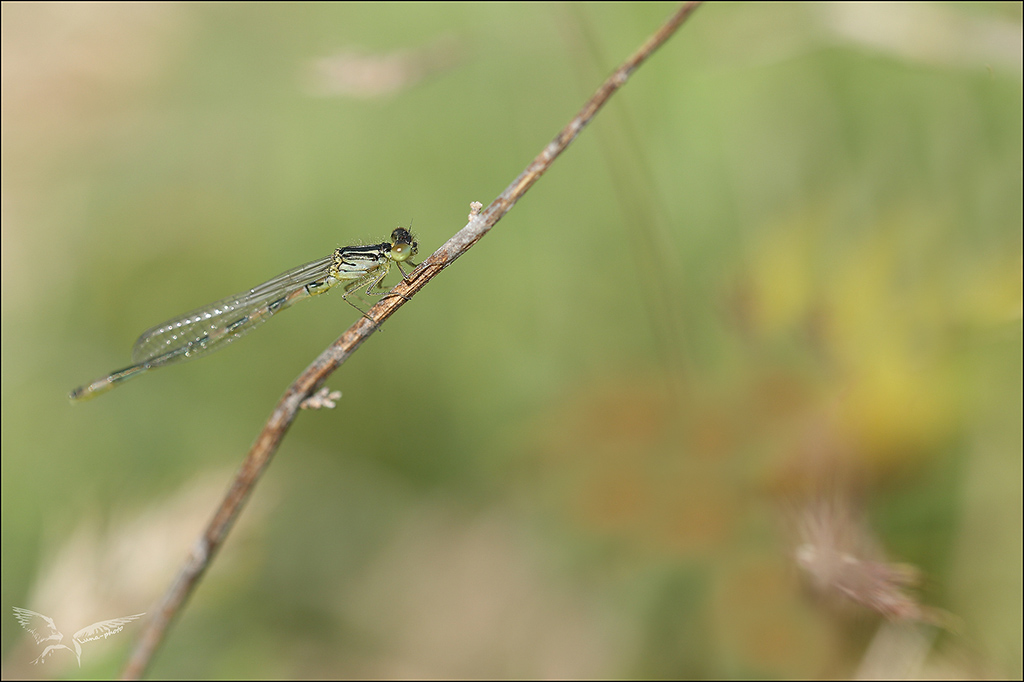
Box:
[69,228,418,401]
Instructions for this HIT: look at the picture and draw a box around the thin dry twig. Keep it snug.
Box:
[120,3,702,678]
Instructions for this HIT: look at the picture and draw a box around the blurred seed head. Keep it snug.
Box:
[794,496,950,628]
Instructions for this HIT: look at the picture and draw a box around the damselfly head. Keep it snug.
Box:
[389,228,418,262]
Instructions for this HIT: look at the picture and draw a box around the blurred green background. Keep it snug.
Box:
[2,2,1021,678]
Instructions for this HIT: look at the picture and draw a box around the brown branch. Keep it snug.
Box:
[120,3,702,678]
